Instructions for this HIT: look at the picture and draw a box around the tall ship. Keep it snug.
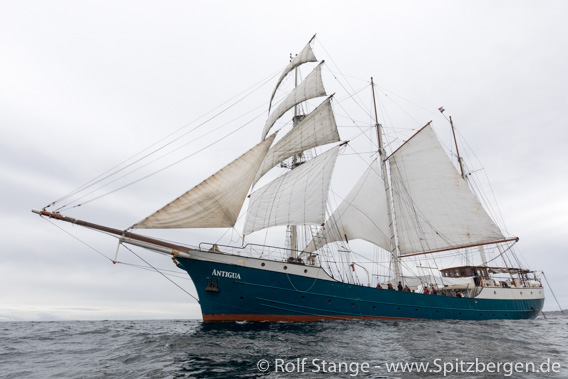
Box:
[33,36,544,321]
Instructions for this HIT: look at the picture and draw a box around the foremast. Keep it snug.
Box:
[246,35,339,264]
[288,60,301,261]
[286,42,321,263]
[370,78,403,285]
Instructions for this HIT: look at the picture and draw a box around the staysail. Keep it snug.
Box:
[254,97,339,184]
[268,40,318,112]
[303,160,392,253]
[388,124,505,255]
[261,62,326,141]
[133,134,276,229]
[243,145,339,235]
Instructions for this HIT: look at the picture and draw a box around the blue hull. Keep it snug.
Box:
[177,256,543,322]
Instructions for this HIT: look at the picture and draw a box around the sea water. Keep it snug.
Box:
[1,316,566,378]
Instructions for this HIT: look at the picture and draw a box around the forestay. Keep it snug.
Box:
[133,134,276,229]
[303,160,391,253]
[261,62,326,141]
[254,97,339,185]
[389,125,504,255]
[244,145,339,235]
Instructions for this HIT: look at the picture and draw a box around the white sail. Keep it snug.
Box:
[268,41,318,112]
[261,62,326,141]
[389,124,505,255]
[133,134,276,229]
[303,160,392,253]
[254,97,339,184]
[243,145,339,235]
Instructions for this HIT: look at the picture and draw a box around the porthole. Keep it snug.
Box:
[351,303,355,307]
[531,291,533,295]
[494,291,497,295]
[240,296,244,300]
[372,305,376,309]
[261,263,265,267]
[520,292,523,295]
[328,300,331,304]
[304,269,308,273]
[283,266,288,270]
[301,296,305,300]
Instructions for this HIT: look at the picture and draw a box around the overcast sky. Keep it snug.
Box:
[1,1,567,321]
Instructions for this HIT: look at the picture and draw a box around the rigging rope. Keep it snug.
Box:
[542,272,565,315]
[120,243,199,302]
[316,37,374,121]
[42,216,199,302]
[44,217,115,263]
[70,111,266,211]
[48,69,281,211]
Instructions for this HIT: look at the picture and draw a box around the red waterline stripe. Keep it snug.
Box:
[202,314,415,322]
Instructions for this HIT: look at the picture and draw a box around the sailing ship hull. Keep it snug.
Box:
[177,250,544,322]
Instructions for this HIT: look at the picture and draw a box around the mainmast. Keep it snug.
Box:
[371,77,402,285]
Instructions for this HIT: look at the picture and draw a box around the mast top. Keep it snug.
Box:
[370,77,385,159]
[449,116,466,178]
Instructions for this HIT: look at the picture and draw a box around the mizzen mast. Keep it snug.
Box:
[449,115,466,178]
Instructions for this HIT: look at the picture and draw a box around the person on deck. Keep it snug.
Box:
[376,283,382,289]
[423,287,430,295]
[387,283,395,291]
[397,282,403,291]
[431,287,438,295]
[403,285,411,292]
[450,288,456,297]
[472,268,479,286]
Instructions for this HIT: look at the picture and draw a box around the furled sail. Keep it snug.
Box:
[268,41,318,112]
[303,160,392,253]
[389,124,505,255]
[254,97,339,184]
[261,62,326,141]
[243,145,339,235]
[133,134,276,229]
